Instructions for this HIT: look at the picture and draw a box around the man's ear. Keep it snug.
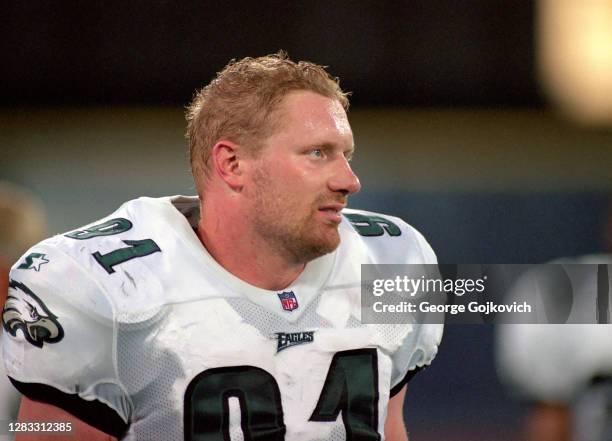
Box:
[210,140,245,191]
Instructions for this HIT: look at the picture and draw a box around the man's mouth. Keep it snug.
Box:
[318,203,345,223]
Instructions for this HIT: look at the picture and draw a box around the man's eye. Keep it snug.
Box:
[309,149,323,158]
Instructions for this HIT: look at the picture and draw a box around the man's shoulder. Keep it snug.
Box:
[16,195,179,248]
[62,195,191,240]
[9,196,196,317]
[340,207,437,265]
[8,232,114,323]
[10,196,169,274]
[25,195,194,258]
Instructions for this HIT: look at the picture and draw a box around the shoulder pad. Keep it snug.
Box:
[341,208,437,264]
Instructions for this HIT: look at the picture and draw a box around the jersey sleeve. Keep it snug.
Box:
[342,210,445,394]
[389,323,443,396]
[381,217,444,395]
[2,238,131,437]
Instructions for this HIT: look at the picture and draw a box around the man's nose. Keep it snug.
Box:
[328,158,361,195]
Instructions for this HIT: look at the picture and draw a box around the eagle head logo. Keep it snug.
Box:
[2,280,64,348]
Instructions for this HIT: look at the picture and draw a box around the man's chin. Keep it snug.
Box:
[311,230,341,257]
[290,232,340,263]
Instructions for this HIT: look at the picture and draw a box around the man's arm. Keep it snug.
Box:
[15,397,117,441]
[384,385,409,441]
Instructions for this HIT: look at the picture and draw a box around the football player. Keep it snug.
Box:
[2,52,443,440]
[497,254,612,441]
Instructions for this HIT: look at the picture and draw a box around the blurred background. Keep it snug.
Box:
[1,1,611,440]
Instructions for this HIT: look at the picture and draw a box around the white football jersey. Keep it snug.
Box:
[2,196,443,441]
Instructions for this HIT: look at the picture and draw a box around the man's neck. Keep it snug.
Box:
[196,207,305,291]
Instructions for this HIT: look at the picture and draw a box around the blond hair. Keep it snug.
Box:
[185,51,349,192]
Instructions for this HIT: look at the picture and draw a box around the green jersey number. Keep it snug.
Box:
[65,218,133,239]
[344,213,401,237]
[93,239,161,274]
[184,349,380,441]
[65,218,161,273]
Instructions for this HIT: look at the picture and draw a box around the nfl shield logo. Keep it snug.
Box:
[277,291,299,311]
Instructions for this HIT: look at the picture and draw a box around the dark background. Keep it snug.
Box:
[2,0,540,107]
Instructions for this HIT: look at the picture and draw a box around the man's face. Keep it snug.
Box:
[245,90,361,264]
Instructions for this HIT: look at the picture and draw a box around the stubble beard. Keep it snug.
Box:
[250,173,341,264]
